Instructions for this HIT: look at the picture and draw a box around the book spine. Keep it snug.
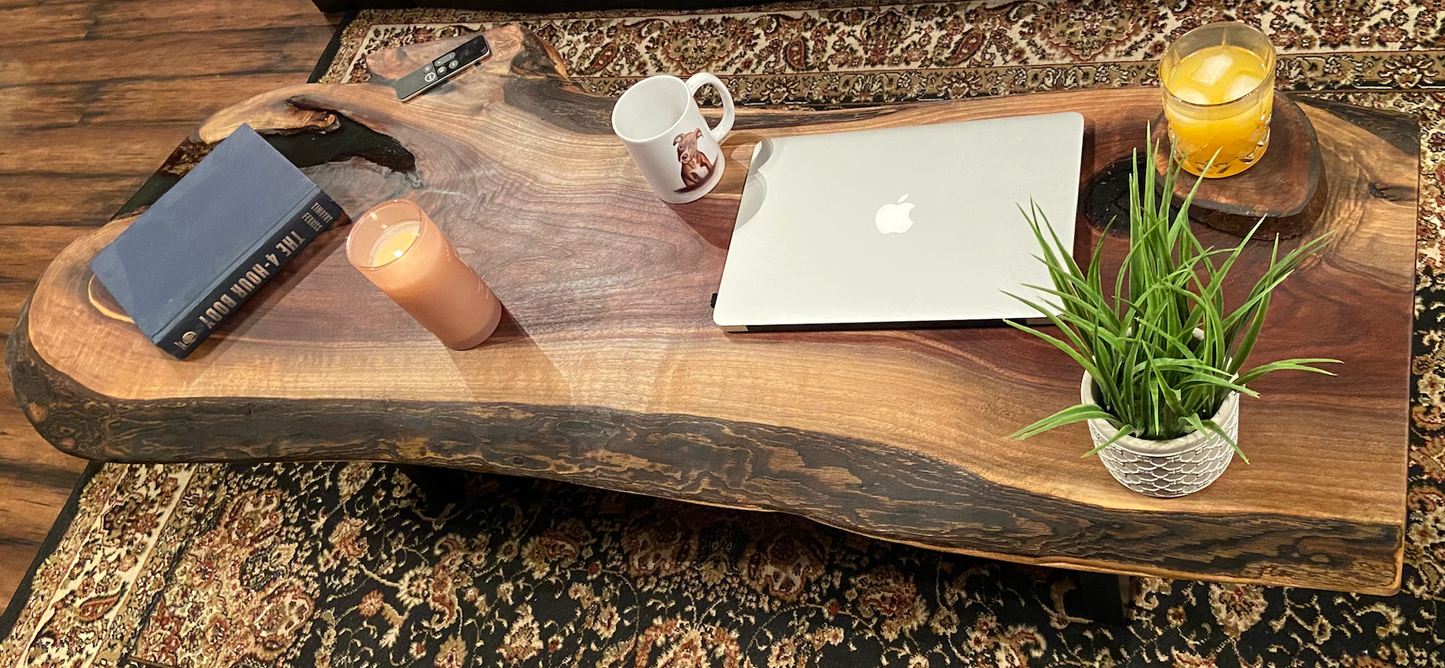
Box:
[157,191,344,359]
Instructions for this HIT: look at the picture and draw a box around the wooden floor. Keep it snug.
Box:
[0,0,337,612]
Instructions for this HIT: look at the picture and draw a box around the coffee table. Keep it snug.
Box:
[7,27,1415,595]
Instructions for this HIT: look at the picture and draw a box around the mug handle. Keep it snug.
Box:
[685,72,734,143]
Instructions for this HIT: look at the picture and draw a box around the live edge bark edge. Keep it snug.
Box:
[6,302,1402,594]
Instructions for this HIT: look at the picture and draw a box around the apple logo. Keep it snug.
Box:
[875,194,916,234]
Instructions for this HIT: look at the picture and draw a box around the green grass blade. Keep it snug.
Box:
[1002,318,1107,385]
[1007,130,1338,461]
[1234,358,1342,386]
[1082,423,1140,457]
[1185,413,1247,464]
[1009,403,1121,440]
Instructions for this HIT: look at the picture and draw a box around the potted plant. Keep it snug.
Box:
[1007,133,1337,498]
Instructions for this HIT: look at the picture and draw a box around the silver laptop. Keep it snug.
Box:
[712,112,1084,332]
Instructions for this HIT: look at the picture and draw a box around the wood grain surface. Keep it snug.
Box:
[1149,93,1324,238]
[0,0,337,611]
[7,28,1418,595]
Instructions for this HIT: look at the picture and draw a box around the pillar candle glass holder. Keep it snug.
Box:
[346,199,502,350]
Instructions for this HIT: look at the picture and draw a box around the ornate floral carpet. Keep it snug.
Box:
[5,2,1445,666]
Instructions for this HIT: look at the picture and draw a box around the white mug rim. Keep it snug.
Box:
[611,75,694,144]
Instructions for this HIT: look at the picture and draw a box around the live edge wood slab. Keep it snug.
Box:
[7,27,1416,595]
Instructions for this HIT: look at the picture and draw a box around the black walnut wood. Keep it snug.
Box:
[7,28,1416,595]
[1149,93,1324,238]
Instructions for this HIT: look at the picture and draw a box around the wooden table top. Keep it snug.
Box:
[7,26,1416,594]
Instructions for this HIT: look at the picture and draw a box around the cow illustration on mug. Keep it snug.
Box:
[673,128,717,192]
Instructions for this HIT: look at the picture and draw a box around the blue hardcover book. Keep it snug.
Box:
[90,124,343,359]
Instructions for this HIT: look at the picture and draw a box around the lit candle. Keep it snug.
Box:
[371,222,420,265]
[346,199,502,349]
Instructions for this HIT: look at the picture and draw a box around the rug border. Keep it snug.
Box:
[0,461,103,642]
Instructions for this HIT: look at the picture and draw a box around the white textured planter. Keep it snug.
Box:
[1081,372,1240,498]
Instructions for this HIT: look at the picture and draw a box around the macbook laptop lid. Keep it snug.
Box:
[712,112,1084,332]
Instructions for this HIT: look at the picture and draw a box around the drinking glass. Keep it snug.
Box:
[1160,23,1276,178]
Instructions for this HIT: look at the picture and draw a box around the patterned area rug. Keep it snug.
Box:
[5,2,1445,666]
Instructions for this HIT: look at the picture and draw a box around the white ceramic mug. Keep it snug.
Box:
[612,73,735,204]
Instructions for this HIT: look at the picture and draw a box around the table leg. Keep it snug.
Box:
[394,464,469,505]
[1076,572,1134,625]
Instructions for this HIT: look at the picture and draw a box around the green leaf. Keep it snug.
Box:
[1008,403,1121,440]
[1006,134,1336,457]
[1002,317,1106,387]
[1185,413,1247,465]
[1081,424,1140,457]
[1234,358,1341,387]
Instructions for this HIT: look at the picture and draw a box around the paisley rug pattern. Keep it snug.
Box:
[5,2,1445,666]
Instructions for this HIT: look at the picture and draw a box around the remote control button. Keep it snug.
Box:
[436,65,447,74]
[423,64,433,73]
[433,52,455,66]
[424,72,437,82]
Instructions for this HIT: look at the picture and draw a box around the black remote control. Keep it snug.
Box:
[393,35,491,102]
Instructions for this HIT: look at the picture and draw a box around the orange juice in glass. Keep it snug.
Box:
[1160,23,1276,178]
